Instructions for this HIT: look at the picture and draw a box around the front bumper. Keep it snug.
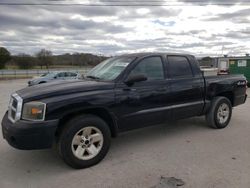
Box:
[1,112,58,150]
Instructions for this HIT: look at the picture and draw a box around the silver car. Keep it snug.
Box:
[28,71,81,86]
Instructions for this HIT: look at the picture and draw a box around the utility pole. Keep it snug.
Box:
[221,45,224,56]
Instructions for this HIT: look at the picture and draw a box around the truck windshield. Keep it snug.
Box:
[86,57,135,81]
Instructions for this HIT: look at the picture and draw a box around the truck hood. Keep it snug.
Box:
[16,79,115,101]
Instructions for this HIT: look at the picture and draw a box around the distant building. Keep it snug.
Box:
[227,55,250,84]
[199,54,250,77]
[198,57,214,67]
[214,54,250,71]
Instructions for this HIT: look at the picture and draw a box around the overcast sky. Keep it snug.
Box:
[0,0,250,57]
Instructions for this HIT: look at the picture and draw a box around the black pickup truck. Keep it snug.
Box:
[2,53,247,168]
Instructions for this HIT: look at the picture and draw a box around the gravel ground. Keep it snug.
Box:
[0,79,250,188]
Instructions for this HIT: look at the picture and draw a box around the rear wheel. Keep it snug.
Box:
[206,97,232,129]
[57,115,111,169]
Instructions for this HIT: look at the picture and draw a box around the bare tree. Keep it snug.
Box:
[36,49,53,69]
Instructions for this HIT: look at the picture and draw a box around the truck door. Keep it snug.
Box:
[167,55,204,119]
[115,56,172,131]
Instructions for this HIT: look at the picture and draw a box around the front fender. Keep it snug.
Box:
[41,90,115,120]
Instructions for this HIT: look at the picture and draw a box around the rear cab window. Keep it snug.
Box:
[167,56,193,78]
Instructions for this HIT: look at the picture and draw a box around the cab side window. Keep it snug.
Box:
[168,56,193,78]
[66,72,77,77]
[57,72,66,77]
[130,56,164,80]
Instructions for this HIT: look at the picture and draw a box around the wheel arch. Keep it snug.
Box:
[216,91,234,106]
[55,107,118,138]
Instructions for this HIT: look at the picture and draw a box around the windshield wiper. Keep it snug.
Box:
[85,75,101,80]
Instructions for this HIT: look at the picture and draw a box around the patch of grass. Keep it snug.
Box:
[0,74,33,80]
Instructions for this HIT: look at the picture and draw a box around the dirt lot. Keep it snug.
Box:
[0,79,250,188]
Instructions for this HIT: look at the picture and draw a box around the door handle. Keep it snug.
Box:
[123,88,136,92]
[192,85,201,88]
[156,88,167,92]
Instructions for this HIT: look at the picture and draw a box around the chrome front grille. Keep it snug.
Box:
[9,97,17,120]
[8,93,23,123]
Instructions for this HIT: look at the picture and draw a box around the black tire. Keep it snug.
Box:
[206,96,232,129]
[57,114,111,169]
[39,81,46,84]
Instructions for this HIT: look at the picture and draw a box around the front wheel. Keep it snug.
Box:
[57,115,111,169]
[206,96,232,129]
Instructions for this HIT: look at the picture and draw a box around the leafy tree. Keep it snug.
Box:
[14,53,34,69]
[0,47,11,69]
[36,49,53,69]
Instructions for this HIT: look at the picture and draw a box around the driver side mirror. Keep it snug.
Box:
[125,74,147,86]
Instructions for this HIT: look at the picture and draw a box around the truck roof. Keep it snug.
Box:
[119,52,194,58]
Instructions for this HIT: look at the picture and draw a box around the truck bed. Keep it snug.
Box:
[204,74,247,107]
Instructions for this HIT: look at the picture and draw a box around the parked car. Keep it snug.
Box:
[2,53,247,169]
[28,71,81,86]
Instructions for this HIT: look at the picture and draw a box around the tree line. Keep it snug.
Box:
[0,47,108,69]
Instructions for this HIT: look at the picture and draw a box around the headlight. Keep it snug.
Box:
[22,101,46,121]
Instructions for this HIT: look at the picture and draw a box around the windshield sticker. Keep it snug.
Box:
[115,62,130,67]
